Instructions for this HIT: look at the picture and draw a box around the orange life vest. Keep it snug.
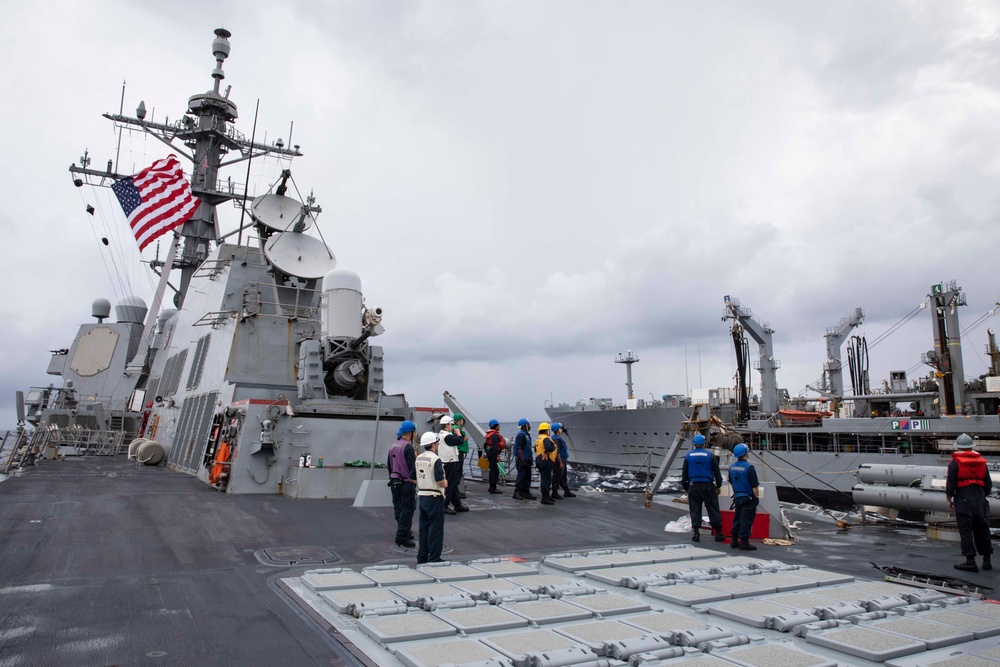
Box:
[209,441,232,485]
[952,450,986,488]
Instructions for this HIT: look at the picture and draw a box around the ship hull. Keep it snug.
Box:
[545,405,688,475]
[546,406,1000,497]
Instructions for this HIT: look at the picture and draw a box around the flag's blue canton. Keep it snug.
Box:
[111,178,141,217]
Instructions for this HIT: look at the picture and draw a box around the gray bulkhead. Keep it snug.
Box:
[144,242,409,497]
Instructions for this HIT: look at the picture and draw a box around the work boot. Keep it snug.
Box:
[739,542,758,551]
[691,532,700,542]
[443,507,457,515]
[489,487,502,494]
[563,490,576,497]
[512,489,523,499]
[396,539,416,549]
[955,557,979,573]
[524,491,538,500]
[458,491,467,499]
[712,526,725,542]
[455,505,470,512]
[984,556,993,571]
[541,493,554,505]
[551,492,563,500]
[730,537,740,549]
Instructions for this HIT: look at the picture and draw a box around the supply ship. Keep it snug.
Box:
[547,287,1000,501]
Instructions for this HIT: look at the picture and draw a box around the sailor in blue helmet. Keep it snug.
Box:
[513,419,537,500]
[387,420,418,548]
[483,419,506,494]
[551,423,575,498]
[727,443,759,551]
[681,433,724,542]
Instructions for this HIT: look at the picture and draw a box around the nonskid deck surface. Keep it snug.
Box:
[282,546,1000,667]
[0,458,995,666]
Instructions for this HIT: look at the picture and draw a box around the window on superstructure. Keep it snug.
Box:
[162,349,188,397]
[186,335,211,391]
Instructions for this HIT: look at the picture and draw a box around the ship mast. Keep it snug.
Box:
[614,350,640,401]
[67,29,306,308]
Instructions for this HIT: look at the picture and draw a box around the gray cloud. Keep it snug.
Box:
[1,1,998,427]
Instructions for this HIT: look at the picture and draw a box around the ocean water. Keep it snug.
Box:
[470,420,673,492]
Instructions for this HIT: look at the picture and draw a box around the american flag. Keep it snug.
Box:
[111,155,200,251]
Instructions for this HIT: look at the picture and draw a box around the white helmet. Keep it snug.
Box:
[439,415,454,425]
[420,432,440,448]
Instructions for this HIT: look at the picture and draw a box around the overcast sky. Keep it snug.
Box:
[1,1,999,427]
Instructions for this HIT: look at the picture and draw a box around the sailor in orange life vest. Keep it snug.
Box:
[946,433,993,572]
[682,433,725,542]
[483,419,505,494]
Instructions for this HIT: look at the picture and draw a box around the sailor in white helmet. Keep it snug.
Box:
[437,415,469,515]
[415,431,448,564]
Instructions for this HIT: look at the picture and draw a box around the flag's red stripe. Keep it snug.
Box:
[133,196,200,250]
[124,155,200,251]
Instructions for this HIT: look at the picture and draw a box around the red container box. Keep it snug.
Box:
[719,510,771,540]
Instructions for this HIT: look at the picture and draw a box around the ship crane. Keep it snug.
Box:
[920,281,967,415]
[822,308,865,408]
[723,295,780,414]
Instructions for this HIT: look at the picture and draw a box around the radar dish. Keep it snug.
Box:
[264,232,336,279]
[250,194,313,233]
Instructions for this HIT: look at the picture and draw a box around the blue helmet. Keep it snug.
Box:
[397,420,416,438]
[733,443,748,458]
[551,422,563,432]
[692,434,706,446]
[518,418,530,427]
[488,419,499,428]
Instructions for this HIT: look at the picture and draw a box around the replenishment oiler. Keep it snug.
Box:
[2,28,999,667]
[548,288,1000,504]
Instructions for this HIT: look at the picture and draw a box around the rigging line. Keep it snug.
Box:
[91,188,130,300]
[100,185,134,293]
[867,305,924,349]
[78,189,124,305]
[754,441,864,501]
[961,310,998,339]
[238,98,260,247]
[747,450,857,523]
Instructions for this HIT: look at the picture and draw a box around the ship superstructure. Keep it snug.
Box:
[5,30,410,498]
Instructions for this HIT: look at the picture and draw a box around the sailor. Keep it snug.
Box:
[727,443,759,551]
[552,423,575,498]
[387,420,417,549]
[483,419,506,494]
[415,431,448,564]
[437,415,469,514]
[946,434,993,572]
[513,419,536,500]
[453,413,471,498]
[681,433,724,542]
[534,422,559,505]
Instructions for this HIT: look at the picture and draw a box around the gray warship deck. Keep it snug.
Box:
[0,458,995,666]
